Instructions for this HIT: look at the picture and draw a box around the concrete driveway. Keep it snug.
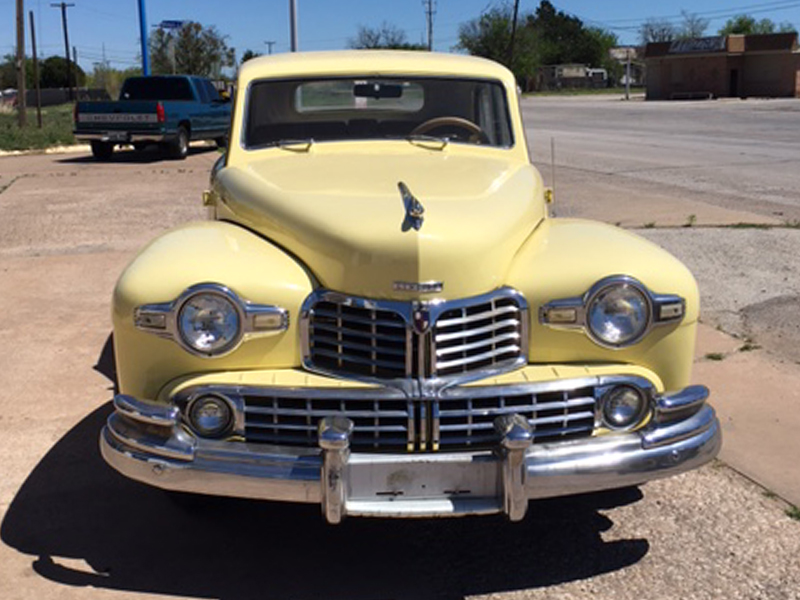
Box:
[1,103,799,600]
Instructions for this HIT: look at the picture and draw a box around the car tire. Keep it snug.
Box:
[91,141,114,161]
[133,142,147,152]
[215,136,228,149]
[169,126,189,160]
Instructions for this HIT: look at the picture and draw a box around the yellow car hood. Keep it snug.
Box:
[216,147,546,299]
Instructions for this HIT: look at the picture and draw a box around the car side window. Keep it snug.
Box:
[196,79,210,103]
[204,80,221,102]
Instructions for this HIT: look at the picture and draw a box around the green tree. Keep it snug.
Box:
[348,22,427,50]
[87,64,142,99]
[457,6,538,82]
[40,55,86,88]
[0,54,36,89]
[149,22,235,77]
[241,49,261,63]
[719,14,796,35]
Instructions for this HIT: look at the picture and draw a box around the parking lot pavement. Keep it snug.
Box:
[1,131,800,600]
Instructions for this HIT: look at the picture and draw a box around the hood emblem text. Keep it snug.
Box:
[393,281,444,294]
[398,182,424,231]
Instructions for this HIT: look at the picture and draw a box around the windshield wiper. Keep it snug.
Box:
[406,134,448,150]
[274,138,314,152]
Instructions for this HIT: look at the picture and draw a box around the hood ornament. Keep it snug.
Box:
[398,182,424,231]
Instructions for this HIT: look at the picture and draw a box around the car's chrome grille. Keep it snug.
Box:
[244,392,413,452]
[306,301,409,379]
[240,385,596,453]
[303,288,527,381]
[436,387,596,449]
[433,296,523,377]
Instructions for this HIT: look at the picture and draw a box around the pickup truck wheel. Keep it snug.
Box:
[215,136,228,149]
[90,141,114,161]
[169,127,189,160]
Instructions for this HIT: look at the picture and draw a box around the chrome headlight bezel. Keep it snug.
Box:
[133,282,290,359]
[585,279,651,348]
[539,275,686,350]
[176,287,245,357]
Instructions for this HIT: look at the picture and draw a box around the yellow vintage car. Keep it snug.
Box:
[101,51,721,523]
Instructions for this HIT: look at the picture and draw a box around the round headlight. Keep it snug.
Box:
[178,291,242,356]
[601,385,647,430]
[188,395,233,437]
[587,282,650,347]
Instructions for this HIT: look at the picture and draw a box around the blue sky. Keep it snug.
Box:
[2,0,800,72]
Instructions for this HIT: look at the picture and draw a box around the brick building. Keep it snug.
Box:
[645,33,800,100]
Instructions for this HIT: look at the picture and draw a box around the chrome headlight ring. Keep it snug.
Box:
[133,283,289,358]
[539,275,685,350]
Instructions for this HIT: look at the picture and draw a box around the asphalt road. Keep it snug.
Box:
[1,101,800,600]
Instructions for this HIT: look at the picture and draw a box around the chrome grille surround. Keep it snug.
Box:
[171,376,655,453]
[299,287,529,385]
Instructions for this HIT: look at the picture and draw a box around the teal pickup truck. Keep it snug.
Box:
[74,75,231,160]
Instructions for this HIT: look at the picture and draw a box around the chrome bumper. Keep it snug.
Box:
[74,131,170,143]
[100,387,721,523]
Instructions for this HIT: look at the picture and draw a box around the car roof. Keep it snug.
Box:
[238,50,515,86]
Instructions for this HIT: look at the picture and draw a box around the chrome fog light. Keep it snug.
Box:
[178,290,242,356]
[587,282,650,347]
[188,395,233,437]
[601,385,648,430]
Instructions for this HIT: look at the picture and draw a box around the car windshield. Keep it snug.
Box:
[120,77,195,101]
[244,77,513,149]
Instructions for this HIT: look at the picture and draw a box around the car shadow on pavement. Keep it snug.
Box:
[57,145,219,165]
[1,401,650,600]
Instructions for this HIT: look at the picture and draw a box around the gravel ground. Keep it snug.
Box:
[638,227,800,364]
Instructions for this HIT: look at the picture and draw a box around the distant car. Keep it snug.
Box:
[73,75,231,160]
[101,51,721,524]
[0,88,17,106]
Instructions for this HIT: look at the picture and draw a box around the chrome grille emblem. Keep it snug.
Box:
[398,181,424,231]
[412,304,431,334]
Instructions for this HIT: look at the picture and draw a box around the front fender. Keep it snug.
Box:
[113,220,314,400]
[507,219,700,391]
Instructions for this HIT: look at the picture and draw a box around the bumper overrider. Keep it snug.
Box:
[100,377,721,524]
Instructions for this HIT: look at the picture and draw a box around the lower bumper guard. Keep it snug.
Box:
[100,389,721,524]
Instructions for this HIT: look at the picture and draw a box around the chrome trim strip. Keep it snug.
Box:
[114,394,179,426]
[134,283,289,358]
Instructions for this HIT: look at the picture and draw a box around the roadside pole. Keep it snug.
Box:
[137,0,150,75]
[625,48,631,101]
[289,0,298,52]
[29,10,42,128]
[51,2,75,102]
[16,0,27,127]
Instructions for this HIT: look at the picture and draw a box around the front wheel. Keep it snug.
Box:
[168,126,189,160]
[90,141,114,161]
[215,136,228,149]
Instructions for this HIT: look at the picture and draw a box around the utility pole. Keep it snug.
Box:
[29,10,42,128]
[625,47,632,101]
[289,0,298,52]
[508,0,520,67]
[51,2,75,101]
[16,0,27,127]
[137,0,150,75]
[264,40,276,55]
[423,0,436,51]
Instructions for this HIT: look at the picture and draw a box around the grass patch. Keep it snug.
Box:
[787,505,800,521]
[704,352,726,361]
[643,222,656,228]
[785,219,800,229]
[762,490,778,499]
[726,222,774,229]
[0,103,76,151]
[739,342,761,352]
[683,214,697,228]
